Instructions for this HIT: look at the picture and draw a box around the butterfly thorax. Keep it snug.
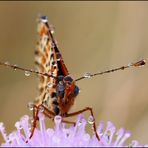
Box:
[56,75,79,116]
[34,75,79,116]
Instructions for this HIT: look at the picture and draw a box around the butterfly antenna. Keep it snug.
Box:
[0,61,56,79]
[75,59,146,82]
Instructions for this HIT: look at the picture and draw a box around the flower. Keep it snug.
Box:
[0,113,147,147]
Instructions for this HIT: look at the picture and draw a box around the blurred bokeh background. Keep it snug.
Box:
[0,1,148,144]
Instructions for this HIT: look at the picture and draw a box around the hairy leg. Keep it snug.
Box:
[63,107,100,141]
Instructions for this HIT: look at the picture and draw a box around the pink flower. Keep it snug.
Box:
[0,113,147,147]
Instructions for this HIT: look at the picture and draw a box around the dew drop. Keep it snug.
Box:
[4,61,10,65]
[13,64,17,71]
[25,71,31,77]
[88,116,94,124]
[0,122,4,129]
[79,89,81,93]
[49,25,55,34]
[56,53,62,61]
[39,106,44,113]
[27,102,34,111]
[127,63,132,67]
[28,124,32,131]
[51,30,54,34]
[47,82,53,88]
[77,120,83,126]
[83,72,92,78]
[54,115,62,124]
[15,122,22,130]
[29,117,34,124]
[40,16,48,23]
[77,116,85,126]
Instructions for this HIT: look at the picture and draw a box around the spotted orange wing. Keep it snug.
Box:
[34,16,69,110]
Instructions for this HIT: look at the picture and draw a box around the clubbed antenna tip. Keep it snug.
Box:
[133,59,146,67]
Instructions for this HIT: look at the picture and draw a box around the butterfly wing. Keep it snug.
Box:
[34,16,69,110]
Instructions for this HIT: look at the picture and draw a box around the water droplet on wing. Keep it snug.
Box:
[56,53,62,61]
[47,83,53,88]
[39,106,44,113]
[27,102,34,111]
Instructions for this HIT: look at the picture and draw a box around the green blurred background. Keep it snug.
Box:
[0,1,148,144]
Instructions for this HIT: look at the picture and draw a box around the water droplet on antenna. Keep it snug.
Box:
[84,72,92,78]
[25,71,31,77]
[14,64,17,71]
[128,63,132,67]
[4,61,9,65]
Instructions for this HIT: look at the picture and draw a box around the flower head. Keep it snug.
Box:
[0,113,147,147]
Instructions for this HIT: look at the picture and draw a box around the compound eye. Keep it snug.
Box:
[58,82,65,91]
[58,75,64,81]
[74,86,79,96]
[63,76,73,83]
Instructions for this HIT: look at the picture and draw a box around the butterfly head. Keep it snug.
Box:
[56,75,79,98]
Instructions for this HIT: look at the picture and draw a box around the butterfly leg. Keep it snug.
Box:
[29,104,54,139]
[61,119,76,126]
[29,104,76,140]
[43,111,76,125]
[29,105,40,139]
[40,104,55,117]
[64,107,100,141]
[39,105,76,126]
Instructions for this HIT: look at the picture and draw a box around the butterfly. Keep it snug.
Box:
[29,16,100,141]
[0,16,146,142]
